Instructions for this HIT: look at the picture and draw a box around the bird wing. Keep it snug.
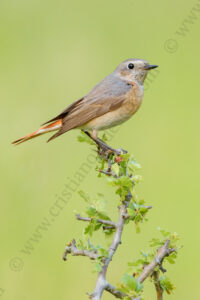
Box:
[42,97,84,125]
[47,74,132,141]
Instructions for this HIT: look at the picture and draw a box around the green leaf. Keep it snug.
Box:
[94,223,102,231]
[122,274,137,291]
[135,281,143,292]
[159,276,175,294]
[94,262,102,273]
[139,207,148,215]
[98,248,109,257]
[166,252,177,264]
[84,219,96,236]
[117,284,130,295]
[84,223,93,236]
[127,207,136,218]
[86,206,96,217]
[108,175,133,200]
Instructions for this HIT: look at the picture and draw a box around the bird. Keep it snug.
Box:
[12,58,158,152]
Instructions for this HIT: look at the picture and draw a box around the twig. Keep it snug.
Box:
[137,240,175,283]
[153,271,163,300]
[105,282,141,300]
[99,169,119,178]
[90,193,131,300]
[76,214,117,228]
[63,239,98,261]
[105,282,127,299]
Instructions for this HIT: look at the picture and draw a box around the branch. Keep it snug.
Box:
[105,282,141,300]
[103,240,175,299]
[99,169,119,178]
[63,239,98,261]
[90,193,131,300]
[137,240,175,283]
[105,283,127,299]
[76,214,117,228]
[62,145,174,300]
[153,271,163,300]
[102,203,128,272]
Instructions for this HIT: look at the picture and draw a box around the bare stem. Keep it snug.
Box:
[99,169,119,178]
[63,239,98,261]
[105,283,127,299]
[153,271,163,300]
[137,240,175,283]
[90,193,131,300]
[76,214,117,228]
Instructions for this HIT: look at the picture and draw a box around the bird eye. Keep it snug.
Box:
[128,63,134,69]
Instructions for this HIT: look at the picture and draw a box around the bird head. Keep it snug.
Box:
[115,58,158,85]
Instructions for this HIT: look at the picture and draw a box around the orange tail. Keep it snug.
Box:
[12,119,62,145]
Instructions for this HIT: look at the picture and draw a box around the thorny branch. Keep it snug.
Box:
[137,240,176,283]
[62,144,178,300]
[63,236,175,299]
[92,239,175,300]
[63,239,98,261]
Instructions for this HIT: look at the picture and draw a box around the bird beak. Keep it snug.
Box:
[144,64,158,70]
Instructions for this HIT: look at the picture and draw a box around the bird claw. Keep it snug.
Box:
[96,142,127,157]
[83,131,127,156]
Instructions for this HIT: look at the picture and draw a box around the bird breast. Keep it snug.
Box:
[83,83,143,131]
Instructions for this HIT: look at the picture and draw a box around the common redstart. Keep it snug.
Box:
[12,58,158,151]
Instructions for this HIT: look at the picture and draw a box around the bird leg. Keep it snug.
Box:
[82,130,127,156]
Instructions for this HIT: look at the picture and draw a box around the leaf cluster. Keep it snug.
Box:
[78,190,114,237]
[67,133,181,299]
[118,273,143,299]
[121,228,180,297]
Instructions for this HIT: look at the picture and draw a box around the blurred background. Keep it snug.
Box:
[1,0,200,299]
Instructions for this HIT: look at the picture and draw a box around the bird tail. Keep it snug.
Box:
[12,119,62,145]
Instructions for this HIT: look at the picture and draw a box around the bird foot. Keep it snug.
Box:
[83,131,127,156]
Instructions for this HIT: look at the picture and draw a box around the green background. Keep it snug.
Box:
[1,0,200,299]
